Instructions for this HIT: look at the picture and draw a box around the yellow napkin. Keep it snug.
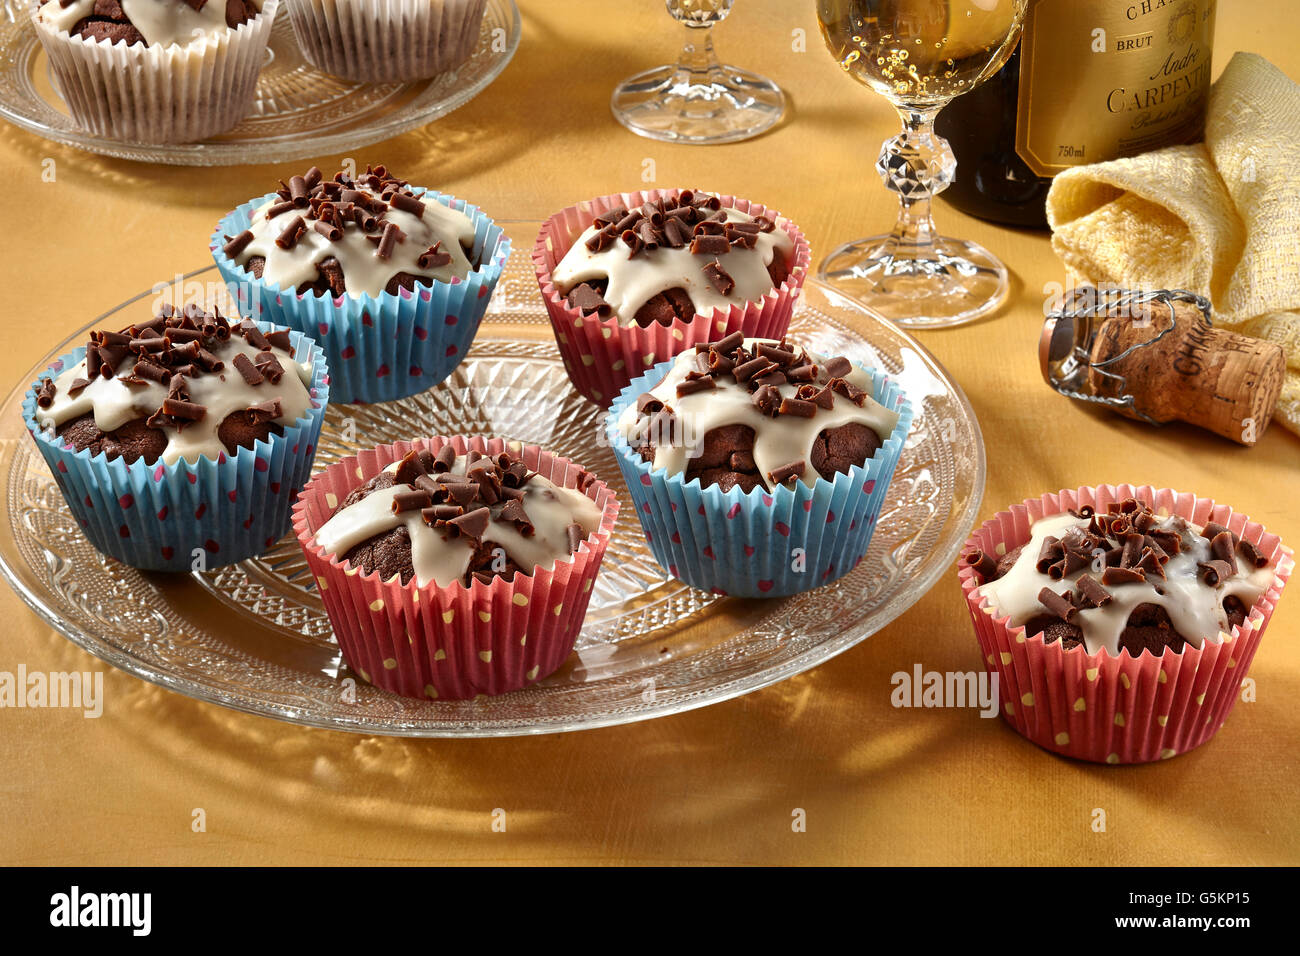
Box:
[1046,52,1300,438]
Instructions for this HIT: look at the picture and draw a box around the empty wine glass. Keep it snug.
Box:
[816,0,1026,327]
[611,0,786,144]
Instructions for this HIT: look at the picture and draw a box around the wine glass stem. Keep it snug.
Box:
[676,22,721,79]
[877,106,954,252]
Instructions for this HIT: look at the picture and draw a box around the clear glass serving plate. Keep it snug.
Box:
[0,243,986,736]
[0,0,520,166]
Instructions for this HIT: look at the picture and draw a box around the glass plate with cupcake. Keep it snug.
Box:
[0,0,519,165]
[0,249,985,736]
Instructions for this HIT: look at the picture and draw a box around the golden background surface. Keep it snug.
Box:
[0,0,1295,865]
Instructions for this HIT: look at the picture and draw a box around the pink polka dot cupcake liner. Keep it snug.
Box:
[212,189,510,405]
[22,324,329,573]
[959,484,1293,764]
[606,359,912,599]
[292,436,620,700]
[533,188,811,408]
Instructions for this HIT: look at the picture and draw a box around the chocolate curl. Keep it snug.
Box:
[418,242,453,270]
[1068,504,1096,519]
[585,228,618,253]
[961,549,998,580]
[288,175,310,207]
[1238,539,1269,569]
[222,230,254,259]
[777,396,816,418]
[422,505,465,526]
[253,352,285,384]
[313,219,342,241]
[265,329,293,352]
[133,360,171,385]
[689,234,730,256]
[392,489,434,514]
[195,348,224,373]
[266,200,296,219]
[1037,587,1078,621]
[467,464,503,505]
[392,451,425,486]
[1134,548,1167,579]
[389,191,426,217]
[433,444,457,472]
[828,378,867,406]
[663,217,687,248]
[637,220,659,252]
[244,399,282,424]
[1149,528,1182,556]
[375,221,404,260]
[303,165,323,188]
[767,460,806,486]
[676,376,716,398]
[751,384,781,416]
[1075,574,1112,608]
[35,378,56,408]
[1101,566,1145,586]
[240,323,270,351]
[66,377,90,398]
[445,507,491,542]
[445,482,480,507]
[85,346,102,380]
[276,216,306,250]
[1209,531,1239,576]
[566,283,612,318]
[497,498,535,537]
[162,398,205,421]
[613,210,640,234]
[733,356,774,382]
[621,229,644,259]
[163,327,203,344]
[1203,522,1237,545]
[232,353,265,386]
[1035,536,1063,574]
[707,348,736,375]
[702,260,734,295]
[1119,533,1143,568]
[1198,560,1234,587]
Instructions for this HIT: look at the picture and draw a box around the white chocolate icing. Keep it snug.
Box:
[36,333,314,466]
[38,0,257,48]
[976,512,1275,656]
[235,186,477,299]
[552,205,795,327]
[617,338,899,490]
[314,456,604,588]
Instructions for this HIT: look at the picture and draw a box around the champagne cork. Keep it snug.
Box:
[1040,290,1285,446]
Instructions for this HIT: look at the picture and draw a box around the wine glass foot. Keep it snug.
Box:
[816,234,1009,329]
[610,63,785,144]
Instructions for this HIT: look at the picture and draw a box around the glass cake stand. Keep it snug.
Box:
[0,241,985,737]
[0,0,520,166]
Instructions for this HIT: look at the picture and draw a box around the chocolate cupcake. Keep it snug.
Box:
[294,437,620,699]
[607,335,912,598]
[31,0,277,143]
[24,304,329,571]
[553,191,794,329]
[534,188,810,407]
[959,486,1292,763]
[212,163,510,404]
[284,0,489,82]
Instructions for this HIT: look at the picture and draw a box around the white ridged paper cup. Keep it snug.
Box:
[284,0,487,82]
[30,0,277,144]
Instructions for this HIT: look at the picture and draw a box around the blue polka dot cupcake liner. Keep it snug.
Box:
[606,359,913,598]
[22,324,330,573]
[211,189,510,405]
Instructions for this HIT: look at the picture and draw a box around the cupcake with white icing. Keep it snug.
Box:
[534,188,811,407]
[293,436,619,699]
[23,304,329,572]
[212,163,510,404]
[606,335,911,598]
[959,485,1292,764]
[31,0,278,143]
[284,0,489,82]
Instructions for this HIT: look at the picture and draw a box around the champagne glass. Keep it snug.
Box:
[611,0,786,144]
[816,0,1026,327]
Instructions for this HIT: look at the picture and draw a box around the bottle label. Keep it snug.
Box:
[1015,0,1216,177]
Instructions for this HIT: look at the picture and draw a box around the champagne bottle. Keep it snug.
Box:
[936,0,1217,228]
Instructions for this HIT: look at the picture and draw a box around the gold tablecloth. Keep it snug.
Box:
[1,1,1295,866]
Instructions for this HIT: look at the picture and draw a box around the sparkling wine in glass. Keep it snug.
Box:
[816,0,1026,327]
[611,0,785,145]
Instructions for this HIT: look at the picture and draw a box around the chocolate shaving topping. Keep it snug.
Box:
[1238,539,1268,569]
[962,549,998,580]
[222,230,254,259]
[1076,574,1112,608]
[1037,587,1078,622]
[232,352,265,386]
[496,498,535,536]
[767,460,806,486]
[276,216,306,250]
[566,522,585,554]
[1198,560,1234,587]
[1102,566,1145,586]
[392,489,433,514]
[245,399,282,424]
[703,260,734,295]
